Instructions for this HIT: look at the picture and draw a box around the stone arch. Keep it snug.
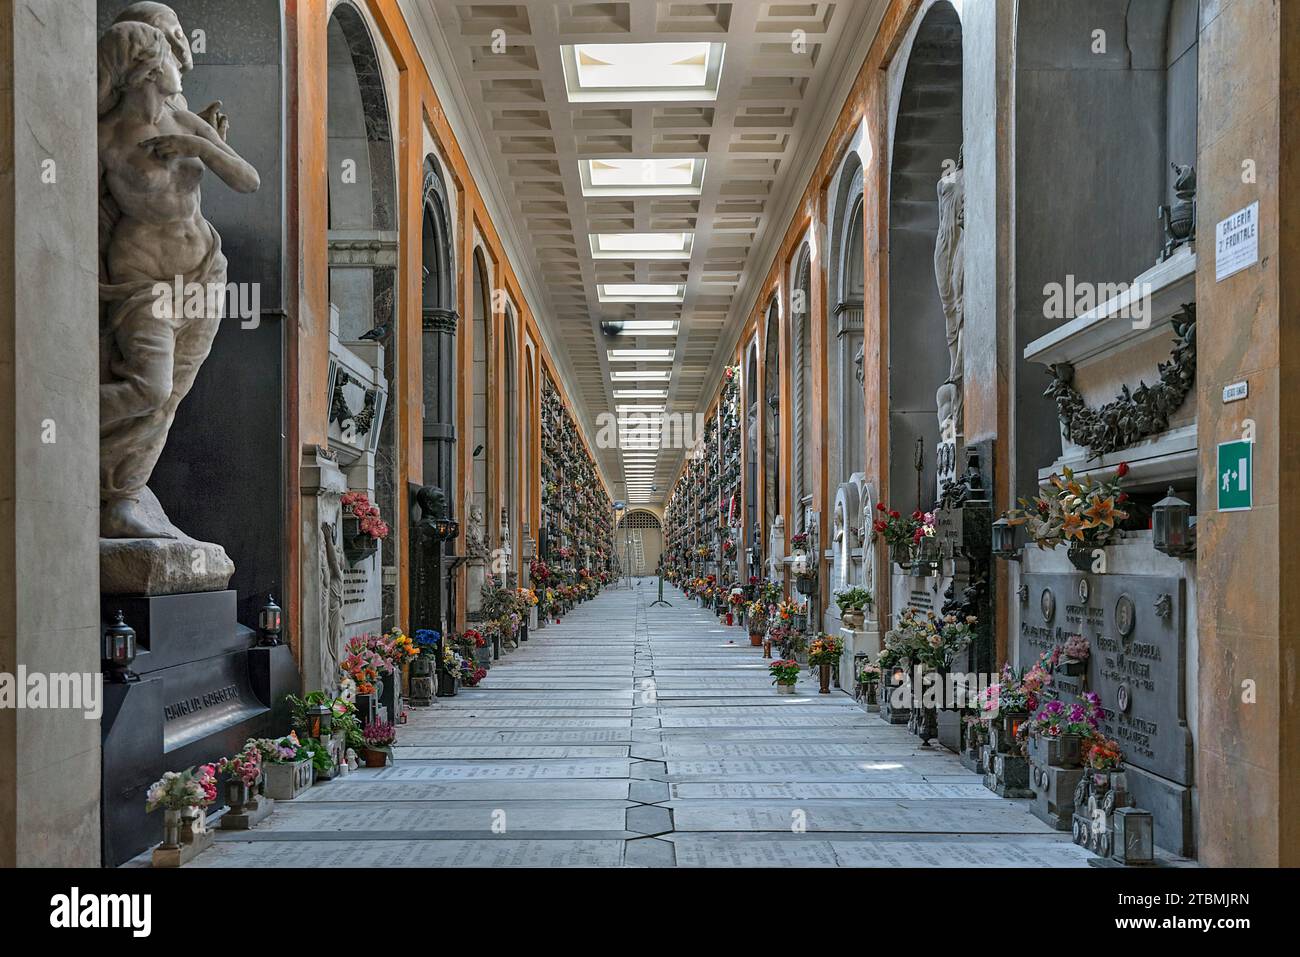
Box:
[1012,0,1198,494]
[887,0,962,512]
[421,154,457,503]
[502,305,520,578]
[744,337,760,568]
[791,244,815,533]
[326,0,400,630]
[762,295,781,562]
[826,144,865,488]
[470,247,492,530]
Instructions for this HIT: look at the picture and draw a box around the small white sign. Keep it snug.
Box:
[1222,381,1249,403]
[1216,200,1259,282]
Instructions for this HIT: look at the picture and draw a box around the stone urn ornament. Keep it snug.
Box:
[97,5,260,595]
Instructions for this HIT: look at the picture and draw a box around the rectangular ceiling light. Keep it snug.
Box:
[617,404,665,413]
[614,320,679,337]
[590,232,694,260]
[608,349,674,361]
[598,283,684,304]
[580,158,705,197]
[613,389,667,398]
[611,370,671,380]
[562,42,725,102]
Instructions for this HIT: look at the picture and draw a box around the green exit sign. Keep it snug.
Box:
[1217,440,1253,512]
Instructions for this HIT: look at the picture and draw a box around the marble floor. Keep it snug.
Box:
[189,581,1096,867]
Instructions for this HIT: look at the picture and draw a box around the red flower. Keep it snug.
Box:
[1118,492,1129,503]
[877,503,887,512]
[873,520,887,532]
[912,510,924,521]
[1116,462,1130,478]
[890,510,900,519]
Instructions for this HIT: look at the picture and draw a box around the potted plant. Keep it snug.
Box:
[145,764,217,849]
[746,599,769,646]
[807,633,844,694]
[360,718,396,768]
[1030,691,1103,768]
[769,658,800,695]
[249,736,315,801]
[834,586,874,629]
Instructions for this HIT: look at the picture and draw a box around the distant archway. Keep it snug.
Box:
[420,155,457,504]
[471,249,492,529]
[618,509,663,576]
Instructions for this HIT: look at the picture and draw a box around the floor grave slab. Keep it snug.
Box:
[295,780,631,802]
[395,745,629,759]
[667,800,1054,833]
[252,801,631,833]
[190,839,625,868]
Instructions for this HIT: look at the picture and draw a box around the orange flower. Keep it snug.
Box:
[1060,512,1086,541]
[1082,495,1126,529]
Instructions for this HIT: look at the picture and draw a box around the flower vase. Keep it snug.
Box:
[1067,542,1096,572]
[776,682,796,696]
[842,609,864,630]
[361,748,387,769]
[726,612,734,626]
[890,541,914,569]
[818,663,831,695]
[223,779,250,814]
[161,808,182,848]
[749,632,763,647]
[762,638,772,658]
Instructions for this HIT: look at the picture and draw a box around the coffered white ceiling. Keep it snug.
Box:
[423,0,882,505]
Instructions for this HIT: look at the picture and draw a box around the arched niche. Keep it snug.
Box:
[744,339,760,565]
[887,0,962,512]
[826,143,866,488]
[470,249,492,528]
[1013,0,1199,495]
[523,343,537,547]
[791,244,815,533]
[421,155,457,505]
[326,1,400,629]
[502,306,520,578]
[326,2,396,341]
[762,297,781,559]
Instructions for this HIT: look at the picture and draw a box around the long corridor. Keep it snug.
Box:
[190,584,1094,868]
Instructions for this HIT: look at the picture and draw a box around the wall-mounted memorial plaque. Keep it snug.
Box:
[1019,571,1192,855]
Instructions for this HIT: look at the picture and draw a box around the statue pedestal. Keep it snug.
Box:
[100,591,296,867]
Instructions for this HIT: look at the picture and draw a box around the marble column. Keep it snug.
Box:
[0,0,102,866]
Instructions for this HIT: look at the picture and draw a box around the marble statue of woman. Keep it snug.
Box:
[112,1,228,139]
[97,20,259,549]
[322,521,345,691]
[934,148,965,433]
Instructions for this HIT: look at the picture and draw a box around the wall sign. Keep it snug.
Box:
[1215,200,1259,282]
[1217,439,1253,512]
[1222,381,1248,403]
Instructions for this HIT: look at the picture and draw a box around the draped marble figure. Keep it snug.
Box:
[97,7,259,591]
[933,151,965,433]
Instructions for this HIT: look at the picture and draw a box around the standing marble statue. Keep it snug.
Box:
[97,11,259,592]
[933,149,965,434]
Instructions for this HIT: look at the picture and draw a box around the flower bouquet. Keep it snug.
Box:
[1005,463,1129,569]
[146,764,217,852]
[807,633,845,694]
[872,502,927,566]
[834,586,873,628]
